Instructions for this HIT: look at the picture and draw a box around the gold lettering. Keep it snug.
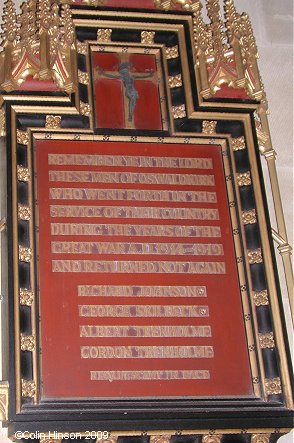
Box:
[90,370,210,380]
[53,260,226,274]
[48,154,213,169]
[78,285,207,297]
[49,171,215,186]
[50,206,219,220]
[80,325,211,337]
[51,241,224,256]
[49,188,217,203]
[81,345,214,359]
[78,305,209,317]
[51,223,222,237]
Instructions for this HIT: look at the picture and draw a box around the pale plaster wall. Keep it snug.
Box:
[0,0,293,439]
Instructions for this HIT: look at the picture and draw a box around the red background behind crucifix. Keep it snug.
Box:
[93,52,163,130]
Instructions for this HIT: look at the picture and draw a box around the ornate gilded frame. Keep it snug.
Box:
[0,0,293,439]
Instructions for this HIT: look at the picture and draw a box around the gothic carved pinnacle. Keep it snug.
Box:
[0,0,77,92]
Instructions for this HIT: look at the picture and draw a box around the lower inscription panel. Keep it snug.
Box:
[35,139,252,399]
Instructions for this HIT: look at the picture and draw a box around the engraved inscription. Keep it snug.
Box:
[78,285,207,297]
[49,171,215,186]
[48,154,213,169]
[36,142,253,397]
[50,206,219,220]
[52,260,226,274]
[51,241,224,256]
[80,325,212,337]
[51,223,221,238]
[78,305,209,317]
[50,188,217,203]
[81,346,214,359]
[91,370,210,380]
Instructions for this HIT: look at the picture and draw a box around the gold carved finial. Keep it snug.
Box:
[17,129,29,145]
[141,31,155,45]
[0,0,18,91]
[251,435,270,443]
[0,0,77,92]
[264,378,282,396]
[19,288,34,306]
[203,435,222,443]
[236,171,251,187]
[202,120,217,134]
[231,136,246,151]
[259,332,275,349]
[172,104,186,119]
[242,209,257,225]
[168,74,183,88]
[0,381,9,421]
[97,28,112,43]
[206,0,227,63]
[17,166,31,182]
[19,246,33,262]
[253,290,269,306]
[80,101,91,117]
[45,115,61,129]
[150,435,172,443]
[22,379,36,398]
[248,248,263,265]
[21,334,36,351]
[165,45,179,59]
[18,204,31,220]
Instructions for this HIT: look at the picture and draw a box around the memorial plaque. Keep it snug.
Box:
[0,0,293,436]
[35,139,252,399]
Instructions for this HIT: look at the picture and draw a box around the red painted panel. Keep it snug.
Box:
[92,52,121,72]
[95,78,125,128]
[35,139,253,399]
[17,76,59,92]
[134,80,162,130]
[129,54,157,73]
[214,85,251,100]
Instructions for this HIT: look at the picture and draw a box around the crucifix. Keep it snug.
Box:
[94,53,160,129]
